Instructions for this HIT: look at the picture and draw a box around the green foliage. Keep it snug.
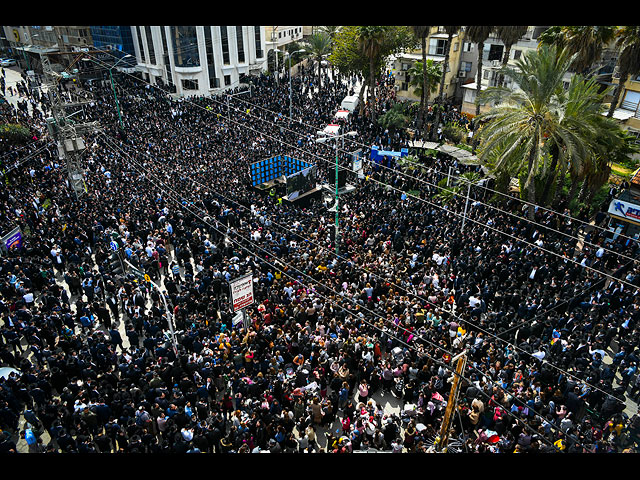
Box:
[330,26,415,79]
[378,102,411,131]
[538,26,617,73]
[435,177,460,204]
[475,44,635,210]
[442,123,466,144]
[0,123,31,151]
[435,171,480,204]
[407,59,442,99]
[567,184,609,217]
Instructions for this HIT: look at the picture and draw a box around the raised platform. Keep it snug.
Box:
[321,183,357,196]
[283,186,323,207]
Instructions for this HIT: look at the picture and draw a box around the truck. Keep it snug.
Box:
[340,95,359,113]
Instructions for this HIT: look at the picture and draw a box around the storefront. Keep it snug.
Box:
[606,193,640,243]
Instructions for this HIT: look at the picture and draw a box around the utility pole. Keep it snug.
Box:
[41,51,97,199]
[437,350,467,452]
[461,180,471,232]
[315,129,357,257]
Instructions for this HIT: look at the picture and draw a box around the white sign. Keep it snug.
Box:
[229,274,254,312]
[608,198,640,222]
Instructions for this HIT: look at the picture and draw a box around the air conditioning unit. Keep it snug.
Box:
[492,60,501,67]
[458,71,466,77]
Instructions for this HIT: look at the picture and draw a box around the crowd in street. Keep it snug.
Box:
[1,60,640,454]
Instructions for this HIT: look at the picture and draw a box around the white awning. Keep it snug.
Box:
[408,140,440,149]
[607,109,636,121]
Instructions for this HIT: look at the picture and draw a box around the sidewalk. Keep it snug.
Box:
[1,65,46,117]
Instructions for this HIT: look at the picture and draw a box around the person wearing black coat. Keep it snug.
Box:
[109,328,124,352]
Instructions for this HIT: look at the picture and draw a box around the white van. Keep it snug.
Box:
[341,95,359,112]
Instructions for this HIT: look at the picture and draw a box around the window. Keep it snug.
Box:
[464,42,473,52]
[513,49,522,60]
[254,26,263,58]
[224,74,231,86]
[627,129,640,145]
[204,27,217,89]
[621,90,640,112]
[428,38,448,56]
[236,26,245,63]
[220,26,230,64]
[204,27,215,66]
[136,26,145,62]
[145,26,155,64]
[487,44,503,62]
[160,27,174,87]
[182,79,198,90]
[170,26,200,67]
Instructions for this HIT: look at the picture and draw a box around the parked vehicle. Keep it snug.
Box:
[0,58,17,67]
[340,95,359,113]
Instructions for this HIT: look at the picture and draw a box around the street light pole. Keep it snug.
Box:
[335,138,339,255]
[316,130,357,257]
[107,54,132,130]
[286,50,305,123]
[109,68,123,129]
[226,88,252,117]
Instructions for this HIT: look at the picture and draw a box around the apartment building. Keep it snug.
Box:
[264,26,305,51]
[609,69,640,155]
[391,27,464,105]
[459,26,549,117]
[2,25,92,72]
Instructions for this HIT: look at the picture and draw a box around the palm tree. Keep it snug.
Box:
[378,102,411,132]
[436,171,481,204]
[494,26,528,87]
[431,25,461,141]
[465,25,494,152]
[319,26,342,86]
[408,59,442,132]
[410,26,431,135]
[607,26,640,118]
[540,72,614,204]
[476,45,578,219]
[538,25,617,75]
[302,32,333,92]
[356,26,390,123]
[577,117,639,207]
[319,26,341,40]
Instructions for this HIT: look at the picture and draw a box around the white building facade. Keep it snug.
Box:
[131,26,268,97]
[460,26,550,116]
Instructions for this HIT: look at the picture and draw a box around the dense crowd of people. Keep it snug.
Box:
[1,57,640,455]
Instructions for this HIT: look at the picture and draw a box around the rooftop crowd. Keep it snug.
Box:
[0,58,639,454]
